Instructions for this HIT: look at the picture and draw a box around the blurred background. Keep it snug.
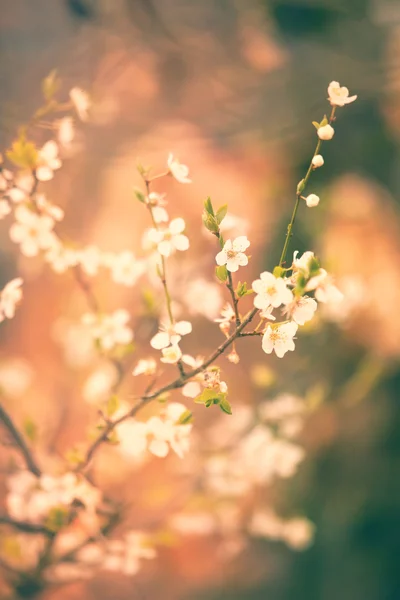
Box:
[1,1,400,599]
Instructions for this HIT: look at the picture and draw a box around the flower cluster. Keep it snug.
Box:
[117,402,192,460]
[6,471,101,530]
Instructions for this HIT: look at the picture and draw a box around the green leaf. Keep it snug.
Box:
[204,197,215,216]
[194,387,227,409]
[215,265,228,282]
[219,397,232,415]
[177,409,193,425]
[312,121,320,130]
[106,394,119,417]
[6,135,38,169]
[215,204,228,225]
[236,281,253,297]
[42,69,60,101]
[273,266,286,278]
[134,188,146,203]
[23,417,38,443]
[320,115,328,127]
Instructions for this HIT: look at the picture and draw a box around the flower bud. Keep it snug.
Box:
[305,194,320,208]
[311,154,324,168]
[227,349,240,364]
[317,124,334,140]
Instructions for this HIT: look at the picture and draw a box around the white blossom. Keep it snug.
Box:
[106,251,145,286]
[304,193,320,208]
[262,322,298,358]
[45,241,79,273]
[184,278,223,320]
[150,320,192,350]
[0,277,23,322]
[77,245,103,277]
[10,205,56,256]
[147,218,189,257]
[160,344,182,364]
[36,194,64,221]
[36,141,62,182]
[69,88,91,121]
[102,532,156,576]
[252,271,293,310]
[283,296,317,326]
[216,236,250,273]
[58,117,75,147]
[167,153,191,184]
[317,124,335,140]
[82,310,133,351]
[146,403,191,458]
[328,81,357,107]
[82,362,118,404]
[6,172,34,203]
[311,154,324,168]
[132,358,157,377]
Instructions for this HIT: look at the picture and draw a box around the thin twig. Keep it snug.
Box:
[0,404,41,476]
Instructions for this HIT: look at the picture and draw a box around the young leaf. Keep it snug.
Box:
[215,265,228,283]
[134,188,146,203]
[23,417,38,443]
[273,266,286,279]
[42,69,60,102]
[106,394,120,417]
[177,409,193,425]
[312,121,320,129]
[219,396,232,415]
[6,136,38,169]
[204,196,215,216]
[215,204,228,225]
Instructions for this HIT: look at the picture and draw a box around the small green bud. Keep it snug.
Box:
[202,212,219,233]
[297,179,305,194]
[219,397,232,415]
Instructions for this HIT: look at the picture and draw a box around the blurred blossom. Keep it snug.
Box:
[183,278,224,320]
[0,357,34,398]
[52,318,97,368]
[82,361,118,404]
[249,510,314,550]
[167,153,191,184]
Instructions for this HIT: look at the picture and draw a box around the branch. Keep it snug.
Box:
[0,515,52,536]
[226,271,241,327]
[0,404,41,476]
[77,306,258,471]
[279,105,336,267]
